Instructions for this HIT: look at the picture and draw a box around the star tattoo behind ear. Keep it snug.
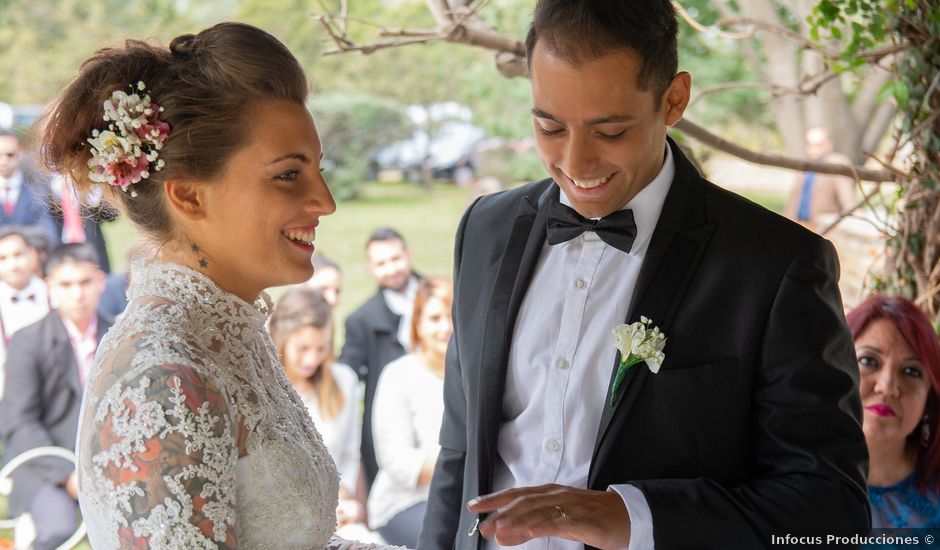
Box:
[191,242,208,269]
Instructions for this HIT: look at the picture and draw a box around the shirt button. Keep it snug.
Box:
[574,278,587,289]
[546,438,561,453]
[556,358,570,371]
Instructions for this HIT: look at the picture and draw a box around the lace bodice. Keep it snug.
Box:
[76,261,340,549]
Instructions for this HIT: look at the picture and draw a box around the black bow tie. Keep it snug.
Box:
[11,293,36,303]
[546,200,638,254]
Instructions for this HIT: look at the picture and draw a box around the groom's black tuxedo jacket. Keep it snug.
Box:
[419,139,869,550]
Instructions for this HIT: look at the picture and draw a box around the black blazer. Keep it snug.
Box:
[0,311,112,515]
[419,139,869,549]
[340,286,411,488]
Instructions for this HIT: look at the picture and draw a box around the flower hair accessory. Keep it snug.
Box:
[86,81,170,197]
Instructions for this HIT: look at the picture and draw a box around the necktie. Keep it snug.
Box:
[60,187,86,243]
[2,183,13,215]
[546,199,638,254]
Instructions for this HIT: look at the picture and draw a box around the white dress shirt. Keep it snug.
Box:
[0,170,23,212]
[0,276,50,398]
[383,275,418,351]
[488,146,674,550]
[62,314,98,386]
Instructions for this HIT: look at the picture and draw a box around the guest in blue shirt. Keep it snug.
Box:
[847,295,940,528]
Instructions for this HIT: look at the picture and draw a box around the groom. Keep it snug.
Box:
[419,1,869,549]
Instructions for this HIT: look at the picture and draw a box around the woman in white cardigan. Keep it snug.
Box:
[368,277,452,547]
[270,286,365,526]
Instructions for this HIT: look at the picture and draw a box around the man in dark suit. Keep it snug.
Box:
[419,2,869,549]
[0,130,58,245]
[1,242,110,550]
[340,227,421,490]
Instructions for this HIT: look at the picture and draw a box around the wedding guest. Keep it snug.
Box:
[0,130,58,244]
[369,277,451,548]
[20,224,54,276]
[341,227,422,490]
[270,286,365,525]
[847,295,940,527]
[0,226,50,377]
[51,176,118,273]
[0,242,111,550]
[307,252,343,308]
[784,127,858,231]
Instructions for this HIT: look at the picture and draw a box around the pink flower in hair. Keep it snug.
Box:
[86,81,170,196]
[106,155,151,192]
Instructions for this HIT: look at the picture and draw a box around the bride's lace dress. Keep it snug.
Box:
[76,261,342,549]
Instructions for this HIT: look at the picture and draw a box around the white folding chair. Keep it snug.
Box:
[0,446,86,550]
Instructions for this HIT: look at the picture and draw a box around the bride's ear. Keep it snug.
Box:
[164,179,207,220]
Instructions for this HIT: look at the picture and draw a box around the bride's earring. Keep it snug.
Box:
[922,415,931,448]
[191,242,209,269]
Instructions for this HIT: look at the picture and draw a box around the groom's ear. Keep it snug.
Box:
[662,71,691,127]
[164,179,207,221]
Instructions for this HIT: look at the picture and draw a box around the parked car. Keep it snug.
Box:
[373,102,484,182]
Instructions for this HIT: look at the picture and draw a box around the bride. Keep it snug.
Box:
[41,22,381,549]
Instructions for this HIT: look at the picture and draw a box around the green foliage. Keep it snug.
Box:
[0,0,225,103]
[810,0,940,316]
[308,92,412,200]
[673,1,772,131]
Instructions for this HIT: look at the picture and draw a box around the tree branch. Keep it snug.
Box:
[316,2,896,182]
[673,118,896,182]
[672,1,753,39]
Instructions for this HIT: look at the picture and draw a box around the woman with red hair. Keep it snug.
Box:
[847,295,940,527]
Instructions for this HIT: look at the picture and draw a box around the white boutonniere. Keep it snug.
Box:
[610,316,666,406]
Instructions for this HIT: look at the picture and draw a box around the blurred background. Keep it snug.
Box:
[2,0,911,325]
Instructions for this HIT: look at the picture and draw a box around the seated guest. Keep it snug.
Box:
[847,295,940,528]
[368,277,451,547]
[0,242,111,550]
[0,226,50,375]
[307,252,343,308]
[269,286,365,526]
[341,227,422,491]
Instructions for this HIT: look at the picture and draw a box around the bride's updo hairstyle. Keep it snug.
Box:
[41,22,308,240]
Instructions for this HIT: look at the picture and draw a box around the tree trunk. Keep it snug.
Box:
[879,0,940,322]
[736,0,807,156]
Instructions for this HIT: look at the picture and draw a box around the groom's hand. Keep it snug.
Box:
[467,484,631,549]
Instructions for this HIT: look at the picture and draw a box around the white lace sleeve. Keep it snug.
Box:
[80,362,240,549]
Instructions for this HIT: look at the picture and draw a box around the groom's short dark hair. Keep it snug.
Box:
[524,0,679,103]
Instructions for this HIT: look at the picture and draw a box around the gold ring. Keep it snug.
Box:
[554,505,567,520]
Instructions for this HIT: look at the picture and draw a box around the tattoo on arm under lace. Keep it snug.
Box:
[90,363,239,549]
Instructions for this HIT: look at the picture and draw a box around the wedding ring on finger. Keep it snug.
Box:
[554,505,567,520]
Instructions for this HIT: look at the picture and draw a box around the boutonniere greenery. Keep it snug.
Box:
[610,316,666,406]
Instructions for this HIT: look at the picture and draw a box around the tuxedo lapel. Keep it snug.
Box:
[476,181,553,494]
[589,139,716,482]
